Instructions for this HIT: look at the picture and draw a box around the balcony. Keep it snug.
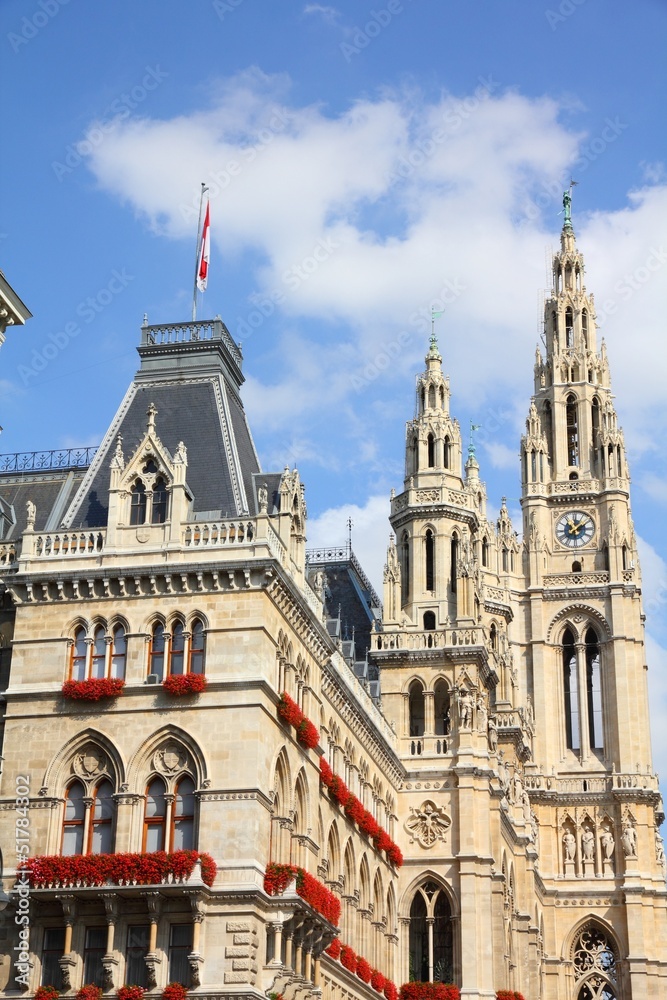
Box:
[20,849,215,893]
[372,625,486,653]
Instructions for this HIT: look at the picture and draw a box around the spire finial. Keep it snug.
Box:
[147,402,158,433]
[562,179,578,230]
[430,309,444,354]
[468,421,481,459]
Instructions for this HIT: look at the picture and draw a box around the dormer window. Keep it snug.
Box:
[130,479,147,525]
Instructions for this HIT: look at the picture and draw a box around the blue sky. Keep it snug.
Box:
[1,0,666,777]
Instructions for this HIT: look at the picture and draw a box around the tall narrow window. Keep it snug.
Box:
[130,479,147,525]
[172,776,196,851]
[427,434,435,468]
[443,436,451,469]
[565,307,573,348]
[125,926,150,989]
[91,626,106,679]
[401,532,410,603]
[409,883,453,984]
[152,477,168,523]
[83,928,107,988]
[425,530,435,592]
[168,925,193,986]
[111,624,127,679]
[189,619,205,674]
[434,680,450,737]
[62,781,85,855]
[428,385,436,409]
[169,622,185,676]
[90,780,114,854]
[144,778,167,852]
[563,629,580,751]
[408,681,425,738]
[543,401,553,464]
[41,927,65,987]
[482,538,489,568]
[423,611,436,631]
[502,548,509,573]
[566,395,579,466]
[450,535,458,594]
[586,628,603,751]
[591,397,600,471]
[70,627,87,681]
[582,309,589,348]
[149,623,165,680]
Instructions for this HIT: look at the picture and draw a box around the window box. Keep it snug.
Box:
[62,678,125,701]
[277,692,319,749]
[399,985,460,1000]
[117,987,146,1000]
[264,862,340,925]
[76,987,102,1000]
[21,850,216,889]
[162,674,207,696]
[162,984,188,1000]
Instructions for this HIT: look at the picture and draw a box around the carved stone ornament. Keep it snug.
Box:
[405,799,451,848]
[72,746,108,779]
[153,743,188,774]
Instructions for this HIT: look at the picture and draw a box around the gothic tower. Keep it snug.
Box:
[518,193,666,999]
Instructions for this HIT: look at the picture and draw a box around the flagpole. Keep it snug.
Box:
[192,182,208,322]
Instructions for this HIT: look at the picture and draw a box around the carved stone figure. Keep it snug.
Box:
[174,440,188,463]
[487,716,498,752]
[258,483,268,513]
[476,693,488,732]
[621,820,637,858]
[601,829,615,862]
[656,831,665,868]
[404,799,452,849]
[581,827,595,861]
[458,687,473,729]
[521,791,531,823]
[25,499,36,529]
[563,830,576,862]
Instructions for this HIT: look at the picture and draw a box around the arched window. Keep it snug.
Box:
[149,623,165,680]
[423,611,436,631]
[543,400,553,462]
[586,628,603,751]
[425,529,435,592]
[111,624,127,679]
[502,548,509,573]
[189,619,205,674]
[428,385,436,409]
[62,781,86,855]
[172,776,196,850]
[144,778,168,852]
[450,534,458,594]
[70,627,87,681]
[151,476,168,523]
[169,622,185,676]
[490,622,498,650]
[443,436,451,469]
[565,307,574,348]
[427,434,435,468]
[409,681,425,738]
[566,394,579,466]
[89,779,114,854]
[481,538,489,568]
[572,561,582,573]
[401,532,410,603]
[409,882,453,984]
[573,924,617,1000]
[563,628,580,751]
[91,625,106,679]
[592,397,600,469]
[130,479,147,525]
[434,680,450,737]
[582,309,588,348]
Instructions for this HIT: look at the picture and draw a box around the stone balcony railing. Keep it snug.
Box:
[372,625,486,652]
[524,770,660,794]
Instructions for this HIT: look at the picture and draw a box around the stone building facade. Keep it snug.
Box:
[0,210,664,1000]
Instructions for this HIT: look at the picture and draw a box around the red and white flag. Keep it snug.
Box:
[196,201,210,292]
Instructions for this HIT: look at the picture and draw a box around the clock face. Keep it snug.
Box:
[556,511,595,548]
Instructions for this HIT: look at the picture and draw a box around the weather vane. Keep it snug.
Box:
[469,421,481,457]
[431,308,444,348]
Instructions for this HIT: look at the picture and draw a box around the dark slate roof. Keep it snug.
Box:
[0,471,86,539]
[307,551,381,662]
[251,472,283,516]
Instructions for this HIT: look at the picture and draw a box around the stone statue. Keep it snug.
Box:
[563,830,576,862]
[530,810,539,849]
[258,482,268,513]
[522,791,531,824]
[312,569,325,600]
[601,829,615,862]
[487,716,498,752]
[621,820,637,858]
[174,440,188,464]
[525,696,534,729]
[458,687,473,730]
[563,187,572,224]
[476,693,488,732]
[656,831,665,868]
[25,499,36,529]
[581,828,595,861]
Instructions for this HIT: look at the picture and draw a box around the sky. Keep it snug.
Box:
[1,0,666,783]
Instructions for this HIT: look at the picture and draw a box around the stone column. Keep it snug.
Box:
[144,892,163,989]
[57,895,77,992]
[101,894,119,991]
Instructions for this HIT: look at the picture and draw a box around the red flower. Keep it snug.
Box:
[356,958,373,983]
[76,987,102,1000]
[371,971,386,993]
[62,678,124,701]
[344,795,365,825]
[278,692,319,749]
[374,830,392,853]
[325,938,342,959]
[399,985,460,1000]
[330,774,350,807]
[340,945,357,972]
[35,989,60,1000]
[319,758,334,787]
[385,984,398,1000]
[387,843,404,867]
[359,810,380,839]
[297,717,320,749]
[496,993,526,1000]
[162,674,207,696]
[118,988,145,1000]
[264,863,341,926]
[162,985,188,1000]
[21,850,216,888]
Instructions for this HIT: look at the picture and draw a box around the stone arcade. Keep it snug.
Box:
[0,204,665,1000]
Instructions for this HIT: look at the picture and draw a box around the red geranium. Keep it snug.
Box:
[22,850,215,888]
[264,863,340,925]
[162,985,188,1000]
[374,830,392,853]
[278,692,319,749]
[356,958,373,983]
[385,983,398,1000]
[76,987,102,1000]
[319,757,334,786]
[329,774,350,806]
[118,988,145,1000]
[371,971,386,992]
[344,795,365,825]
[62,678,125,701]
[359,810,380,839]
[162,673,207,696]
[497,993,526,1000]
[340,945,357,972]
[400,985,460,1000]
[325,938,342,959]
[387,844,404,867]
[35,989,59,1000]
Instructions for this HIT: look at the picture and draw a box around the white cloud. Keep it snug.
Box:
[303,4,341,26]
[307,493,390,594]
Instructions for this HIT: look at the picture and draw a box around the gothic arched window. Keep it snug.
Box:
[149,623,165,681]
[482,537,489,568]
[130,479,147,525]
[443,436,451,469]
[70,627,87,681]
[409,882,454,984]
[401,532,410,603]
[90,779,114,854]
[91,625,106,679]
[62,781,86,855]
[143,777,168,852]
[428,385,436,409]
[573,924,617,1000]
[563,628,580,751]
[567,394,579,467]
[169,622,185,676]
[172,775,196,851]
[434,680,450,737]
[425,529,435,592]
[189,619,205,674]
[111,624,127,679]
[565,307,574,347]
[152,476,168,523]
[582,308,589,348]
[586,628,603,751]
[409,680,425,738]
[423,611,436,632]
[450,534,458,594]
[427,433,435,468]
